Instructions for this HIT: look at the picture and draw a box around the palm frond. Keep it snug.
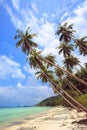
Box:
[25,26,30,36]
[16,39,23,47]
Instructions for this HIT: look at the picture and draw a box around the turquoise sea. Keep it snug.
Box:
[0,107,51,128]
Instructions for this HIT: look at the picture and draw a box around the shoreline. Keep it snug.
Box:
[2,106,87,130]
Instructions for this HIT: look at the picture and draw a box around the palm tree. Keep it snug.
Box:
[62,78,83,95]
[45,53,56,67]
[28,49,87,112]
[27,49,43,69]
[55,66,82,95]
[55,67,64,79]
[57,43,74,57]
[63,55,80,71]
[74,37,87,56]
[14,27,37,54]
[36,69,78,109]
[15,27,87,112]
[75,64,87,93]
[43,57,87,87]
[55,22,87,87]
[34,62,79,110]
[14,27,87,87]
[55,22,75,43]
[35,69,53,83]
[41,68,87,112]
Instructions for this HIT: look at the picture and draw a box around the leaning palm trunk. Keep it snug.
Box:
[51,79,87,112]
[47,72,87,112]
[25,41,87,112]
[36,61,78,110]
[44,58,87,87]
[66,79,83,95]
[54,88,78,109]
[15,28,87,112]
[59,78,82,96]
[49,75,87,112]
[63,90,87,112]
[36,59,87,112]
[26,39,87,87]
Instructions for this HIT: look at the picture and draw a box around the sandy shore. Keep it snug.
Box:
[2,106,87,130]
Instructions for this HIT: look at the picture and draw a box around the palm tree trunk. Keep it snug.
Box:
[63,90,87,112]
[26,40,87,87]
[67,79,83,95]
[36,59,78,110]
[36,59,87,112]
[55,89,78,109]
[44,58,87,87]
[25,42,87,112]
[47,71,87,112]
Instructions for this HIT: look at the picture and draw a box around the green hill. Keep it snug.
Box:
[36,93,87,108]
[36,96,62,106]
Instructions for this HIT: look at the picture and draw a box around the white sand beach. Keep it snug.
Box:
[2,106,87,130]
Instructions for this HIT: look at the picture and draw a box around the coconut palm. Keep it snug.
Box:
[35,69,53,83]
[75,64,87,93]
[62,78,83,95]
[45,53,56,67]
[35,63,81,110]
[40,71,78,109]
[63,55,80,71]
[15,27,87,112]
[55,22,75,43]
[44,57,87,87]
[14,27,87,87]
[57,43,74,57]
[27,49,43,69]
[29,50,87,111]
[14,27,37,54]
[55,67,64,79]
[27,47,86,110]
[55,67,82,95]
[75,37,87,56]
[45,71,87,112]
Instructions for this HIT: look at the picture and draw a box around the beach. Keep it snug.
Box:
[1,106,87,130]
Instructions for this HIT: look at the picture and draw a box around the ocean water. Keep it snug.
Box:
[0,107,51,128]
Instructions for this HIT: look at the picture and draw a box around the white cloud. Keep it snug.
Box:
[35,22,56,47]
[17,82,22,87]
[60,12,68,22]
[61,0,87,66]
[0,55,25,79]
[31,2,39,13]
[11,0,20,11]
[1,55,19,66]
[5,4,22,29]
[4,2,64,67]
[65,0,87,37]
[24,63,38,75]
[0,84,54,106]
[77,55,87,67]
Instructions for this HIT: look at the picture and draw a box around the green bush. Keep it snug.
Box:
[76,93,87,108]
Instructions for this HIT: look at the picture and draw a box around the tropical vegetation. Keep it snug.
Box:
[14,22,87,112]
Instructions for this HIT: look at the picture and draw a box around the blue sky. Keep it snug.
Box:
[0,0,87,107]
